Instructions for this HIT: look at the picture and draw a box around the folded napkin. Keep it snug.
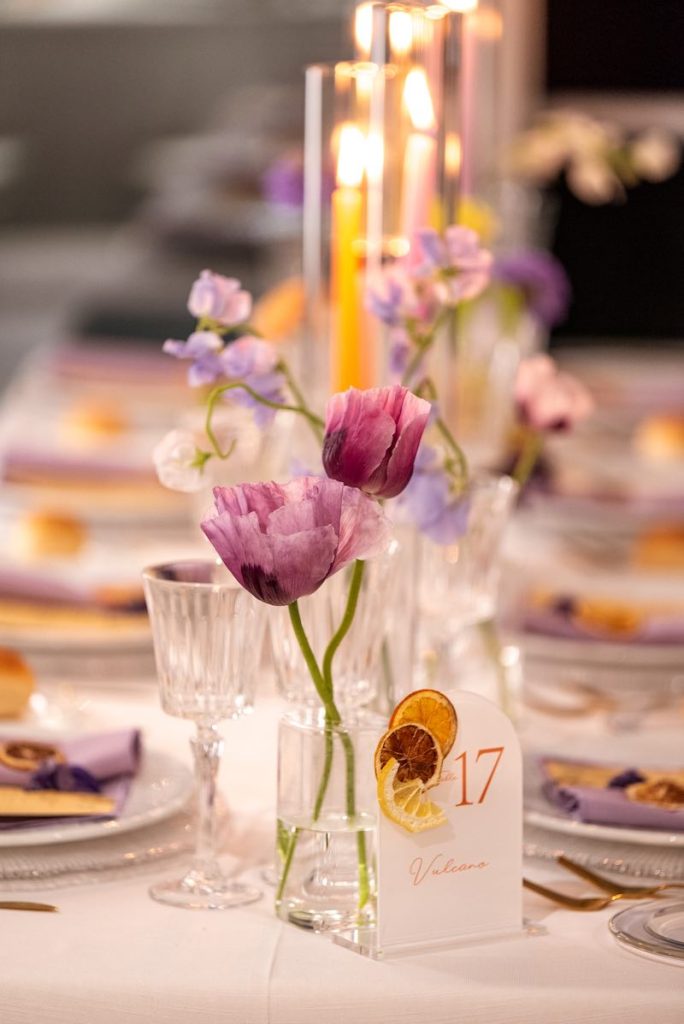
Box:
[0,729,141,830]
[0,567,146,612]
[541,757,684,832]
[523,594,684,645]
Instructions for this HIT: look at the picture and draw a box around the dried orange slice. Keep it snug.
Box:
[377,758,447,833]
[389,689,457,757]
[374,723,443,787]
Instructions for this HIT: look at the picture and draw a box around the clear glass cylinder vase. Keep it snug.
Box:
[275,708,383,932]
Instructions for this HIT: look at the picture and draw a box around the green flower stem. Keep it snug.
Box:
[321,561,365,688]
[435,414,468,492]
[280,563,370,913]
[274,825,300,904]
[320,560,370,910]
[277,361,324,445]
[511,429,544,490]
[204,382,325,462]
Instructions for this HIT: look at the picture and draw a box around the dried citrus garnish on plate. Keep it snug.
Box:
[389,689,458,757]
[377,757,447,833]
[374,723,443,787]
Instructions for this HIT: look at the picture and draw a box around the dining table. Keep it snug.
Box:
[1,678,682,1024]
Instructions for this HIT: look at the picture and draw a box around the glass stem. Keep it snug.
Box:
[190,723,224,880]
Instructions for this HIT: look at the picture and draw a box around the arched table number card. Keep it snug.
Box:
[334,690,524,958]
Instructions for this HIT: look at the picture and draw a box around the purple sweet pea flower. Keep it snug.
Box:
[417,226,493,305]
[366,269,438,329]
[493,249,571,328]
[163,331,226,387]
[396,444,470,544]
[188,270,252,327]
[219,336,287,427]
[388,327,411,380]
[322,385,431,500]
[201,477,390,606]
[262,152,305,209]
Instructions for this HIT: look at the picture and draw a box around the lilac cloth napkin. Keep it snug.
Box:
[523,604,684,644]
[0,729,141,829]
[540,759,684,832]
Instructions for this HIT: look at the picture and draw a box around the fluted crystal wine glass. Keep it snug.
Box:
[142,559,267,909]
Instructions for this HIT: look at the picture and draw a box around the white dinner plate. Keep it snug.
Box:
[523,756,684,848]
[0,748,193,847]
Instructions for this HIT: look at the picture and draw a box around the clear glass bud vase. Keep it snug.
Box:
[275,708,383,932]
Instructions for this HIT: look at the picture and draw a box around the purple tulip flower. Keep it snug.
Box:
[201,477,390,606]
[396,444,470,544]
[188,270,252,327]
[322,385,431,500]
[493,249,571,328]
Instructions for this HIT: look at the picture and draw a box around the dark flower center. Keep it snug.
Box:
[241,564,287,605]
[322,428,347,470]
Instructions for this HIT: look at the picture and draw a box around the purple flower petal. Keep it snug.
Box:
[323,386,430,500]
[202,477,390,606]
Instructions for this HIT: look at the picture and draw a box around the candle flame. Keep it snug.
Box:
[404,68,436,133]
[470,7,503,40]
[337,123,366,188]
[445,132,462,175]
[389,9,413,56]
[354,2,374,56]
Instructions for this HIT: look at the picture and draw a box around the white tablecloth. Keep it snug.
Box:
[2,685,682,1024]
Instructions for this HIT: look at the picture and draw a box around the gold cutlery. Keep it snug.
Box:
[0,900,58,912]
[523,877,625,911]
[557,855,684,899]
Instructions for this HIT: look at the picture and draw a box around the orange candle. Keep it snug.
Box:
[331,123,371,392]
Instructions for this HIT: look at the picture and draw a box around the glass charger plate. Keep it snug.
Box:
[523,823,684,881]
[610,901,684,965]
[0,749,193,847]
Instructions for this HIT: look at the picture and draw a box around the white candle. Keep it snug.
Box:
[400,68,438,259]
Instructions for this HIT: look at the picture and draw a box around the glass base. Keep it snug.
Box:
[150,868,262,910]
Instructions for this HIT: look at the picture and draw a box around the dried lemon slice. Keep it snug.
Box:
[377,758,447,833]
[389,689,458,757]
[374,722,443,787]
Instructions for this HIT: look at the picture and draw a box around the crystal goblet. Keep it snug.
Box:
[142,559,266,910]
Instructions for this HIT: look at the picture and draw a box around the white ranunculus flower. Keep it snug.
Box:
[153,429,208,492]
[630,130,680,182]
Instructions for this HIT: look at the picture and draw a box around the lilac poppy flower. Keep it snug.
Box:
[417,226,493,305]
[201,477,390,606]
[493,249,571,328]
[515,354,594,432]
[322,385,431,500]
[163,331,226,387]
[219,336,287,427]
[188,270,252,326]
[396,444,470,544]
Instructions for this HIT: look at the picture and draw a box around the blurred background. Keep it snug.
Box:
[0,0,682,390]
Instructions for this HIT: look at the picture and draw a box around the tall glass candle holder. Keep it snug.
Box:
[303,59,408,398]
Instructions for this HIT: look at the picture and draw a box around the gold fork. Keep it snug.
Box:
[0,901,58,912]
[523,877,625,911]
[557,855,684,899]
